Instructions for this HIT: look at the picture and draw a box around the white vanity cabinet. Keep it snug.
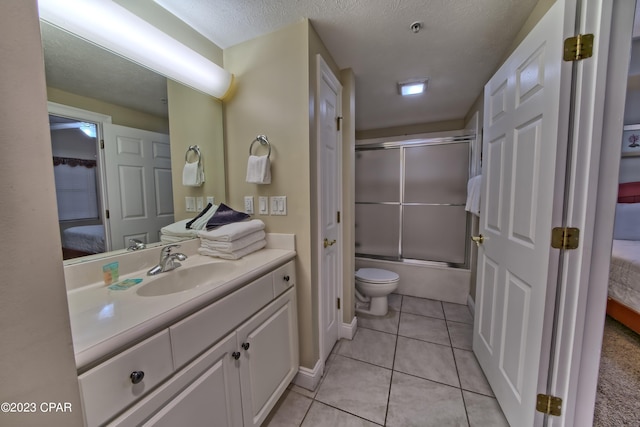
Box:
[80,259,298,427]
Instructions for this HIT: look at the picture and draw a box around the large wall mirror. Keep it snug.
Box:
[41,21,225,264]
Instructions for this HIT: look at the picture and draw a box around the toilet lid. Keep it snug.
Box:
[355,268,399,284]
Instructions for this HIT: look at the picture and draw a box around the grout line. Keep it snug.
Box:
[296,394,314,427]
[331,352,394,371]
[384,295,401,426]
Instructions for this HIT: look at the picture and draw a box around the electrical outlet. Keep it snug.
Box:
[206,196,214,205]
[259,196,269,215]
[196,197,204,211]
[270,196,287,216]
[185,196,196,212]
[244,196,254,214]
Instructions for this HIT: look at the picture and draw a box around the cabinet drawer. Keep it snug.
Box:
[272,261,295,297]
[170,273,273,369]
[79,330,173,427]
[108,333,242,427]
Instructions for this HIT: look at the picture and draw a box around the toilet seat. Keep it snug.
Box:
[355,268,399,284]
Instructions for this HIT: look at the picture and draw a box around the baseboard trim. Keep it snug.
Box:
[339,316,357,340]
[467,294,475,318]
[293,358,324,391]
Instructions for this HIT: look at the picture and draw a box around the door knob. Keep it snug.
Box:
[471,234,484,247]
[324,238,337,248]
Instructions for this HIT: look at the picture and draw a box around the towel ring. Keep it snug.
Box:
[185,145,202,163]
[249,135,271,158]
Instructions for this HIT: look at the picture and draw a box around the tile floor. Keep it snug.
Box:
[263,294,509,427]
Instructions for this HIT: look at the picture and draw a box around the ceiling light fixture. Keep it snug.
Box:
[38,0,234,100]
[398,79,429,96]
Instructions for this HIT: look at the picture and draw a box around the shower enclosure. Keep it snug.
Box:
[355,134,473,268]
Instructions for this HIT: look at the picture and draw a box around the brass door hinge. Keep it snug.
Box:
[336,116,343,131]
[563,34,594,61]
[100,139,105,149]
[551,227,579,250]
[105,209,110,219]
[337,211,341,223]
[536,394,562,416]
[337,298,341,310]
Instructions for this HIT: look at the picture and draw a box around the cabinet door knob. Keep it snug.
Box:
[232,351,241,360]
[241,342,250,351]
[130,371,145,384]
[283,275,290,282]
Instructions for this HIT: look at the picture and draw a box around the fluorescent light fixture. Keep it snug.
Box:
[398,79,428,96]
[38,0,234,100]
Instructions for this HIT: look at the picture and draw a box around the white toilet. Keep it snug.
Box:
[355,268,400,316]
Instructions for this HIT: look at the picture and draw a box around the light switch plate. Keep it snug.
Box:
[244,196,254,214]
[196,197,204,211]
[270,196,287,215]
[259,196,269,215]
[185,196,196,212]
[206,196,214,205]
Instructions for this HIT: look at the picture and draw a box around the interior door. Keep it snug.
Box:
[103,124,174,249]
[473,2,571,425]
[318,55,342,363]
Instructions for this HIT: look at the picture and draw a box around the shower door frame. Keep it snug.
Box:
[355,133,474,269]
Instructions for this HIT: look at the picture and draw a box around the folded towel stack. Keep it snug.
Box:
[197,219,266,259]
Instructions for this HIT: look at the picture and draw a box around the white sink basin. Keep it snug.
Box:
[137,263,238,297]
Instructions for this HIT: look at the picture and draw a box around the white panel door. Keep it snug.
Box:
[103,124,173,249]
[317,55,342,363]
[473,2,571,426]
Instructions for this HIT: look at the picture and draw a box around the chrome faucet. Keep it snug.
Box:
[127,238,146,251]
[147,244,187,276]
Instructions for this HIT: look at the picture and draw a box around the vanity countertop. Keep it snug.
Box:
[68,248,295,370]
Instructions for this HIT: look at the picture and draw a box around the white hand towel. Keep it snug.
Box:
[183,160,204,187]
[198,219,265,242]
[465,175,482,217]
[246,155,271,184]
[198,240,267,260]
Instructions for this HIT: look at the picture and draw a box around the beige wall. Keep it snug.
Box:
[168,81,227,221]
[224,20,317,367]
[47,86,169,133]
[224,20,350,368]
[0,1,83,426]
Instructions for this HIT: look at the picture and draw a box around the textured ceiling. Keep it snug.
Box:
[154,0,540,131]
[42,1,541,131]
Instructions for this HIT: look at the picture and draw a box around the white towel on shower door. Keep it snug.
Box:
[465,175,482,217]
